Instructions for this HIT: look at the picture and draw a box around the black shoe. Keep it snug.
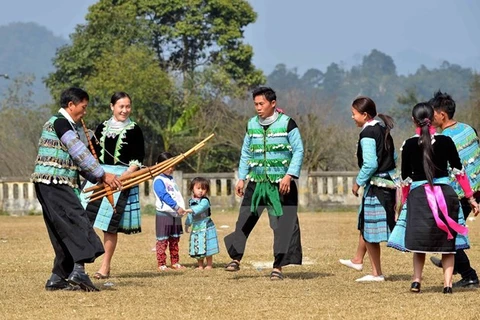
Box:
[45,278,71,291]
[410,282,421,293]
[68,270,100,292]
[430,256,442,268]
[429,256,457,275]
[443,287,453,294]
[452,277,480,288]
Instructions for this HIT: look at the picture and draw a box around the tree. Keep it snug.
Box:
[46,0,264,94]
[300,68,324,89]
[322,63,345,95]
[83,42,174,165]
[361,49,397,77]
[45,0,265,169]
[267,64,301,91]
[459,73,480,131]
[0,74,50,177]
[390,87,421,127]
[409,62,473,103]
[170,65,252,172]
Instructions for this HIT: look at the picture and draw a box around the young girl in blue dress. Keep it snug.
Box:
[185,177,219,270]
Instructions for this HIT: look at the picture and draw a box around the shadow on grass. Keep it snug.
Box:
[228,271,333,280]
[114,271,185,279]
[416,285,449,294]
[386,274,412,281]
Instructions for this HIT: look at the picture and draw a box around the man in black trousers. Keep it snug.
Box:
[430,90,480,288]
[31,87,121,291]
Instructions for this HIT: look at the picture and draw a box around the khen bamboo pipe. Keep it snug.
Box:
[84,133,214,203]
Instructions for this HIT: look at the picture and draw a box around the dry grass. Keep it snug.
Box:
[1,211,480,320]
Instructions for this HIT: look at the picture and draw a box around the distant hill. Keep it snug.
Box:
[0,22,67,104]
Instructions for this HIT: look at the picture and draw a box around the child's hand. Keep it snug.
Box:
[185,226,190,233]
[177,207,187,216]
[185,209,193,213]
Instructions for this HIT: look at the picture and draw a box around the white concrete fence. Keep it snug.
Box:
[0,171,361,215]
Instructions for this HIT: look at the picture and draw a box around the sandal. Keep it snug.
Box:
[270,270,284,281]
[225,260,240,272]
[93,272,110,280]
[158,265,171,271]
[171,263,186,270]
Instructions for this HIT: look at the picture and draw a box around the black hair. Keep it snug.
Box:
[60,87,89,108]
[352,96,395,150]
[428,90,456,119]
[252,86,276,102]
[412,102,435,186]
[156,151,173,164]
[111,91,132,105]
[189,177,210,195]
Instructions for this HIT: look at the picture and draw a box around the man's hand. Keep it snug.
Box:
[102,172,122,190]
[352,182,360,197]
[235,180,245,197]
[279,175,292,195]
[469,199,479,217]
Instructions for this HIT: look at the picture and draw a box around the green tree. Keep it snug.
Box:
[45,0,265,170]
[0,74,50,177]
[83,42,174,165]
[267,64,301,91]
[361,49,396,77]
[300,68,324,89]
[460,73,480,131]
[322,63,345,95]
[390,87,421,127]
[46,0,264,94]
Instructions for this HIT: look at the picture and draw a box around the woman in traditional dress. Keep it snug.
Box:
[387,102,478,293]
[349,96,397,282]
[82,91,145,279]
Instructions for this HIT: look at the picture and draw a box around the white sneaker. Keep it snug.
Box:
[339,259,363,271]
[355,274,385,282]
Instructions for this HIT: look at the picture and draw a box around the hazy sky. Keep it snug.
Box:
[0,0,479,75]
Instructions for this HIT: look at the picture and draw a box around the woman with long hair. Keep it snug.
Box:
[388,102,478,293]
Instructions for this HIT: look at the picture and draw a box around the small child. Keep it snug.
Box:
[153,152,187,271]
[185,177,219,270]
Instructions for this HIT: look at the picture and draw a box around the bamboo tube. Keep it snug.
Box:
[84,134,214,203]
[85,160,176,201]
[82,156,178,193]
[80,119,98,159]
[87,152,190,200]
[83,134,213,194]
[87,153,190,202]
[87,157,183,202]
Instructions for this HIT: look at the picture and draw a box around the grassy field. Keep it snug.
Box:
[1,211,480,320]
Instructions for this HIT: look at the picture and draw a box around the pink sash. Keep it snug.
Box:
[424,184,468,240]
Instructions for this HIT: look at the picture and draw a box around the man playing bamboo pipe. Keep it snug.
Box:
[224,86,304,280]
[31,87,122,292]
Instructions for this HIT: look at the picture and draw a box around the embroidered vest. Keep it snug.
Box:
[443,123,480,197]
[154,174,185,213]
[246,114,292,183]
[31,115,79,188]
